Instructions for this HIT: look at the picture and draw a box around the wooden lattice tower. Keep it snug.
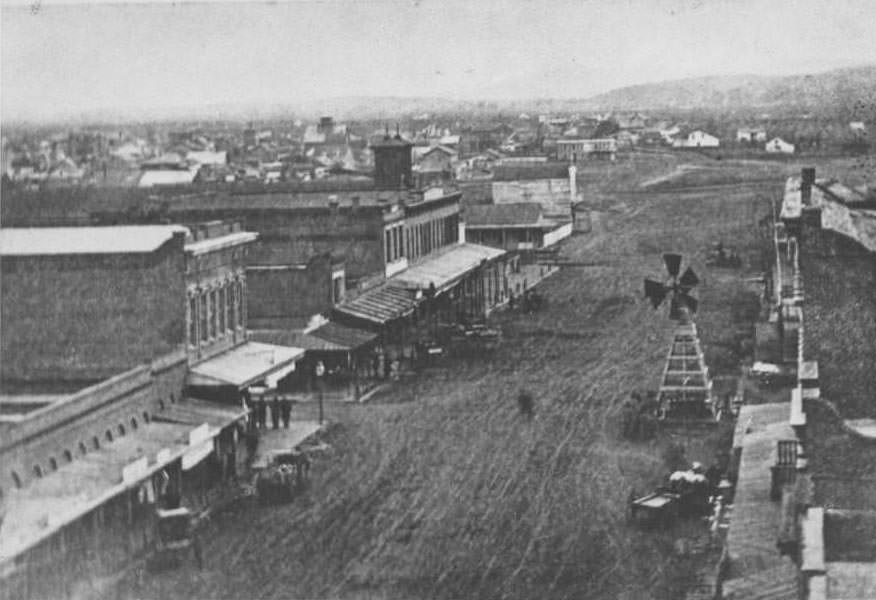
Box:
[656,321,714,420]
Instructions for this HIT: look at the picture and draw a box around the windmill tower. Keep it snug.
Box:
[644,253,715,420]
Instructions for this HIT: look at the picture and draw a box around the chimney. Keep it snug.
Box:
[801,167,815,205]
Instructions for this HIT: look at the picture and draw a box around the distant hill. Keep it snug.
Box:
[581,65,876,116]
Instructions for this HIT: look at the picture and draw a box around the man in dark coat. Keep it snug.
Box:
[271,396,280,429]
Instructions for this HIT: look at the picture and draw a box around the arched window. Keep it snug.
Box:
[92,436,100,450]
[33,465,43,478]
[11,471,22,489]
[49,457,58,471]
[105,430,113,443]
[118,424,126,436]
[63,450,73,463]
[131,417,138,430]
[79,442,88,455]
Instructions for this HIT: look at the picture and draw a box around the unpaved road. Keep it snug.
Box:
[123,163,776,600]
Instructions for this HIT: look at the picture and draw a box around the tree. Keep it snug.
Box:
[594,119,620,139]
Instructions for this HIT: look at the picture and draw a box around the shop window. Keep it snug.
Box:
[33,465,43,478]
[63,450,73,463]
[79,442,87,455]
[218,286,227,334]
[11,471,22,489]
[236,282,245,328]
[188,295,198,346]
[200,293,209,342]
[209,289,218,338]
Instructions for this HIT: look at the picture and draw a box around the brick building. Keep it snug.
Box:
[0,223,304,597]
[0,226,189,384]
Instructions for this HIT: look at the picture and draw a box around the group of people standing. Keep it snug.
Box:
[244,392,293,429]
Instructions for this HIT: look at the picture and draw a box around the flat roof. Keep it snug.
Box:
[0,225,188,256]
[184,231,258,256]
[393,243,506,292]
[187,342,305,388]
[0,421,193,564]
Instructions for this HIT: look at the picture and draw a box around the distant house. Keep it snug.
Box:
[187,150,228,166]
[673,130,720,149]
[849,121,867,136]
[138,168,200,188]
[765,137,795,154]
[737,127,767,143]
[464,203,572,251]
[47,157,84,180]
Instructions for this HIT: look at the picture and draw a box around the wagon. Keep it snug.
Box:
[148,507,194,571]
[629,491,681,526]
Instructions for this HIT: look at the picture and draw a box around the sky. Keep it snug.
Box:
[2,0,876,121]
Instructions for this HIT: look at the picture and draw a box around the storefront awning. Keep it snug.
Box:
[0,421,193,565]
[334,280,418,326]
[311,321,378,349]
[392,243,506,293]
[186,342,305,389]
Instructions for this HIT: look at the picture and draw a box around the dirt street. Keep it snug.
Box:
[122,158,780,600]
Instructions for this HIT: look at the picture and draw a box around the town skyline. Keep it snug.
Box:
[3,0,876,122]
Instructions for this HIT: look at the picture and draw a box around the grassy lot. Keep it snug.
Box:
[121,161,797,600]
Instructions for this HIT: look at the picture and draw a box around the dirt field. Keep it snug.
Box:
[121,160,795,600]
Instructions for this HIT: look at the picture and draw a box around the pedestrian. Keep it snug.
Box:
[281,396,291,428]
[271,395,280,429]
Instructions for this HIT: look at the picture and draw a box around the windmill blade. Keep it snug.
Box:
[678,293,699,315]
[679,266,700,290]
[644,278,668,309]
[663,253,682,278]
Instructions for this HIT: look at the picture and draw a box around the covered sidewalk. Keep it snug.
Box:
[0,420,194,565]
[392,242,506,293]
[186,341,305,393]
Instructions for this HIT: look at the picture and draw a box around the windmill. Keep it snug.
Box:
[644,254,715,421]
[644,253,700,320]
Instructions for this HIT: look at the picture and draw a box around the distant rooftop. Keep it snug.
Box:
[0,225,188,256]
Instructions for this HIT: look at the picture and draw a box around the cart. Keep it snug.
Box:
[148,507,194,571]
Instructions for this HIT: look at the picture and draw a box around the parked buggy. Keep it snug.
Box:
[255,449,311,504]
[147,507,194,571]
[706,242,742,268]
[629,466,714,527]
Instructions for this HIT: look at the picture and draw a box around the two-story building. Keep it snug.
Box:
[0,223,304,599]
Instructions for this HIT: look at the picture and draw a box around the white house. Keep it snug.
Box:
[674,130,720,149]
[737,127,767,143]
[765,137,795,154]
